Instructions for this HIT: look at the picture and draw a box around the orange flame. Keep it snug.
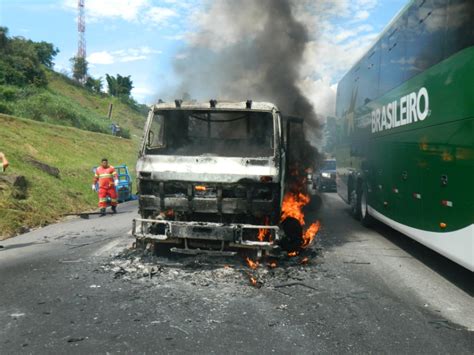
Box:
[195,185,207,191]
[280,192,310,225]
[246,257,259,270]
[280,168,321,250]
[287,251,298,257]
[268,261,277,268]
[302,220,321,248]
[249,275,258,287]
[257,228,267,242]
[300,256,309,264]
[257,216,270,242]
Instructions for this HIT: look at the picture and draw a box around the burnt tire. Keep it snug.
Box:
[280,217,303,251]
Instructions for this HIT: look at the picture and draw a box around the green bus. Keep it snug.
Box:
[335,0,473,271]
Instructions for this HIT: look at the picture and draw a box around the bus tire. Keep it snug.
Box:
[350,189,361,220]
[359,183,373,227]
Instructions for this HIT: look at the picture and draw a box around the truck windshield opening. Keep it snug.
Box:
[146,110,275,157]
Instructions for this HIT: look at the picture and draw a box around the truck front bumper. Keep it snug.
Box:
[132,218,281,255]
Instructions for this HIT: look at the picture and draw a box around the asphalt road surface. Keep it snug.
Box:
[0,193,472,354]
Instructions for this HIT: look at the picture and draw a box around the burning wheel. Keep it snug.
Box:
[280,217,304,252]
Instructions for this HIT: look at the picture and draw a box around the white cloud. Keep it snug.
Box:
[356,0,378,8]
[87,46,161,65]
[121,55,147,62]
[146,7,177,25]
[88,51,115,64]
[165,33,186,41]
[63,0,178,26]
[355,10,370,21]
[175,52,189,60]
[64,0,149,22]
[334,24,373,43]
[132,86,155,103]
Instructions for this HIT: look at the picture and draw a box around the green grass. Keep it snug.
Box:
[0,113,140,239]
[0,70,148,139]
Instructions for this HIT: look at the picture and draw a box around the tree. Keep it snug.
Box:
[0,27,8,51]
[0,32,49,87]
[105,73,133,97]
[70,56,88,82]
[85,76,103,93]
[33,41,59,68]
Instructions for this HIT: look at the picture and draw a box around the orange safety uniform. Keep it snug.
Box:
[94,165,118,208]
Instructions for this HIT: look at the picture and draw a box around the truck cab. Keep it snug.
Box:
[133,100,287,256]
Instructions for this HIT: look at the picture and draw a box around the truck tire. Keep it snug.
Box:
[359,183,374,227]
[280,217,304,251]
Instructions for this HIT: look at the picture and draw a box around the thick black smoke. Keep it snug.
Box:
[172,0,322,169]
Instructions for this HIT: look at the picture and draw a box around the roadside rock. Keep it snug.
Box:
[25,156,60,178]
[0,174,28,199]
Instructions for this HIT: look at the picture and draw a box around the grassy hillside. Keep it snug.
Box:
[46,71,148,138]
[0,113,140,239]
[0,70,148,139]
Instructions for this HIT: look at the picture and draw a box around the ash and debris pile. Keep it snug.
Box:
[101,246,323,291]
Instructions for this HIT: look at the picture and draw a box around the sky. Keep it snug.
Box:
[0,0,407,115]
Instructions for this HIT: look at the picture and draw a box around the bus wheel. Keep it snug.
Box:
[359,184,373,227]
[350,189,361,220]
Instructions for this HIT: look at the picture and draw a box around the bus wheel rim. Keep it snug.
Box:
[361,190,367,218]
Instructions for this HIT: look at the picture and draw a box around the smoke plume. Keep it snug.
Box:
[169,0,325,170]
[174,0,322,130]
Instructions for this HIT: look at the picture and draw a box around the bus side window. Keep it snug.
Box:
[358,41,381,105]
[405,0,447,80]
[445,0,474,56]
[379,13,407,94]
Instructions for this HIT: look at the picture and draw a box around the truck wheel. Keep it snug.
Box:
[280,217,303,251]
[359,183,374,227]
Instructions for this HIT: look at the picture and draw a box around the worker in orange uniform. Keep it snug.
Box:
[92,158,119,216]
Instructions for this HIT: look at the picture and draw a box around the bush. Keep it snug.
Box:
[0,101,12,114]
[0,86,18,101]
[118,127,131,139]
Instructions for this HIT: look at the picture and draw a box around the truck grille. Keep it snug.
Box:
[140,180,274,200]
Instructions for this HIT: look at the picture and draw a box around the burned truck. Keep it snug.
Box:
[133,100,303,257]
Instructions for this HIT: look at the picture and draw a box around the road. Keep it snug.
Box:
[0,193,472,354]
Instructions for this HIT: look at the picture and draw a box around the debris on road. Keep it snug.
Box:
[10,313,25,319]
[343,260,371,265]
[67,337,85,343]
[101,245,322,296]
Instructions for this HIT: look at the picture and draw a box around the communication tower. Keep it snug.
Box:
[77,0,86,59]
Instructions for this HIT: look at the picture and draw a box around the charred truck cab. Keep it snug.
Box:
[133,100,293,257]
